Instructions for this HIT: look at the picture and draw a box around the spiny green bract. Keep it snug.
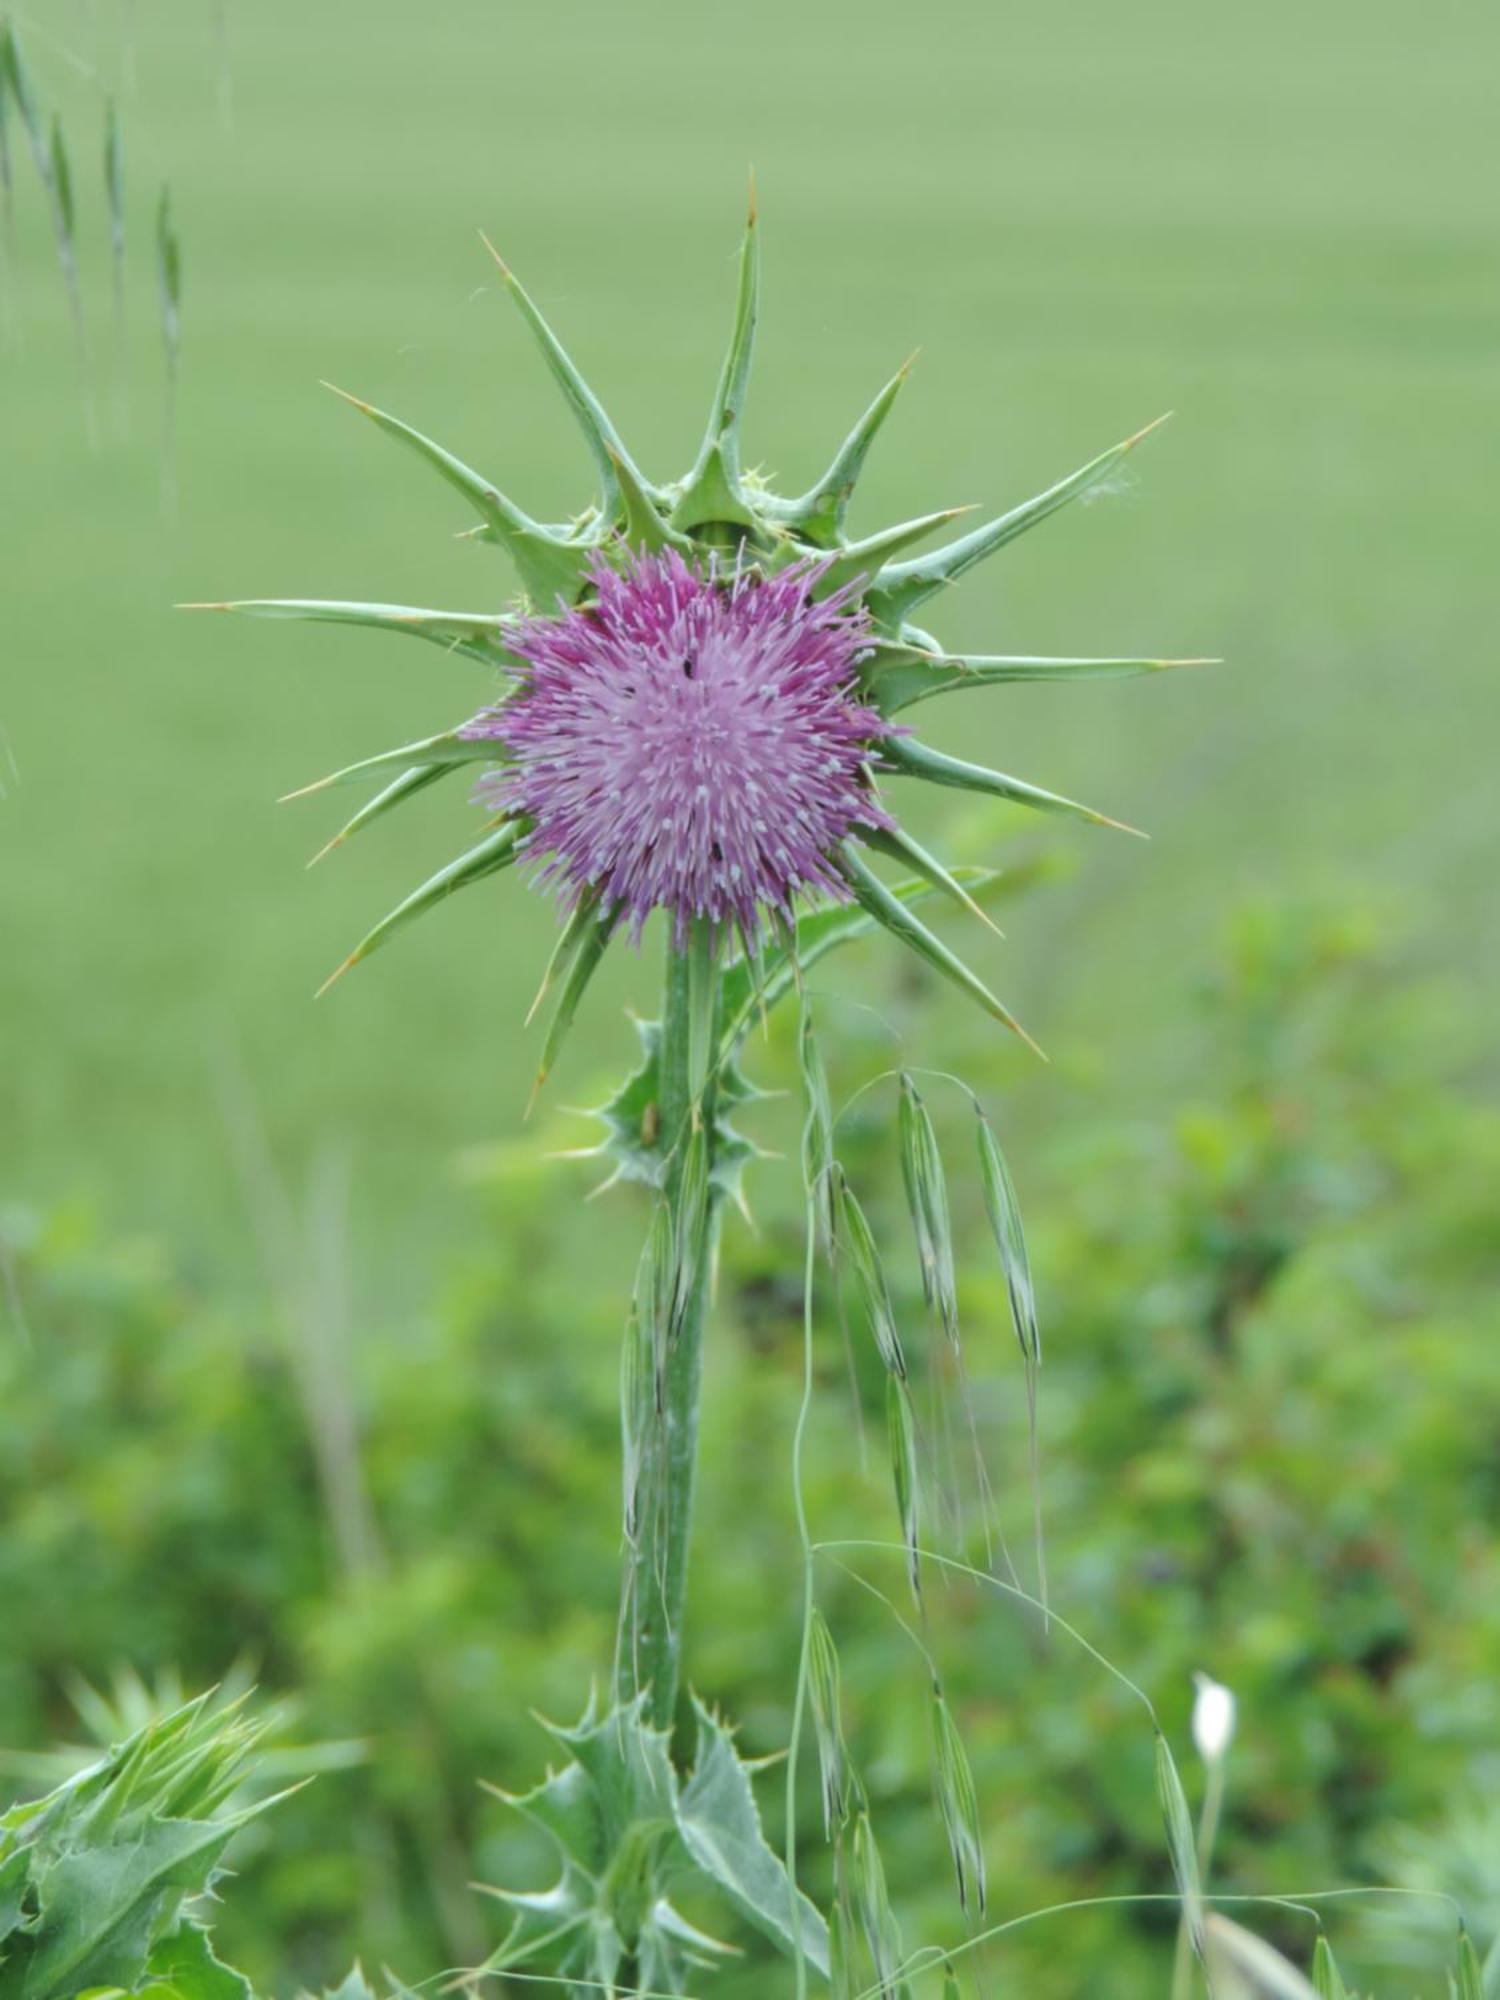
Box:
[192,193,1203,1069]
[0,1693,281,2000]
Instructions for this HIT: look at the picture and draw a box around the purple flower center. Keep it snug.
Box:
[464,550,892,941]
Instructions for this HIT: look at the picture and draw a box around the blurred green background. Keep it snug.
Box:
[2,0,1497,1994]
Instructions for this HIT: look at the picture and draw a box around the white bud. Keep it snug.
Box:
[1191,1672,1236,1765]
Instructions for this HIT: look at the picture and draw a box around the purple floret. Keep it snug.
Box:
[463,549,893,941]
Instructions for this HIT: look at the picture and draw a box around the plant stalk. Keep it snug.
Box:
[621,921,719,1729]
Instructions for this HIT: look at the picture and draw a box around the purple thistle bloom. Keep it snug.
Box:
[463,550,893,942]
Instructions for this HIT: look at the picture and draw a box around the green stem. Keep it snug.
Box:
[622,921,719,1729]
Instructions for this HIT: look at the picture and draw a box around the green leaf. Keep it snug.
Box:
[578,1018,757,1212]
[676,1700,830,1977]
[879,731,1143,837]
[771,355,915,544]
[0,1698,286,2000]
[185,597,523,667]
[319,821,524,993]
[141,1922,254,2000]
[324,383,592,607]
[0,1847,29,1940]
[867,415,1169,624]
[860,644,1213,714]
[836,842,1041,1053]
[481,232,657,511]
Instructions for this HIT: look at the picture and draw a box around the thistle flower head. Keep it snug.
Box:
[464,550,891,943]
[198,194,1199,1065]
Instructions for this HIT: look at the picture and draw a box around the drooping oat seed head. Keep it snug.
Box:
[189,192,1208,1066]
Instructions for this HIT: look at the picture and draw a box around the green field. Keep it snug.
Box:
[3,3,1499,1994]
[5,0,1496,1285]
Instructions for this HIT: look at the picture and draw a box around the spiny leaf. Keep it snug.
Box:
[834,1169,905,1379]
[323,383,590,607]
[607,444,693,555]
[676,1699,830,1977]
[867,415,1170,624]
[1156,1731,1204,1962]
[672,196,759,529]
[141,1921,254,2000]
[858,822,1003,936]
[774,354,916,544]
[479,230,656,510]
[861,644,1214,714]
[184,597,523,666]
[318,821,524,994]
[813,507,975,600]
[879,731,1144,838]
[930,1687,986,1917]
[836,842,1042,1053]
[281,723,501,799]
[306,763,452,867]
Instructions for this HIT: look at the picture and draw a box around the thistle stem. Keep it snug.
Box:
[623,921,719,1729]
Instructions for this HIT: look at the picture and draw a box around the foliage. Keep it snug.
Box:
[0,1695,273,2000]
[1,898,1495,1996]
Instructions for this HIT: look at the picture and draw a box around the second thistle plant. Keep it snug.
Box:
[195,191,1198,1995]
